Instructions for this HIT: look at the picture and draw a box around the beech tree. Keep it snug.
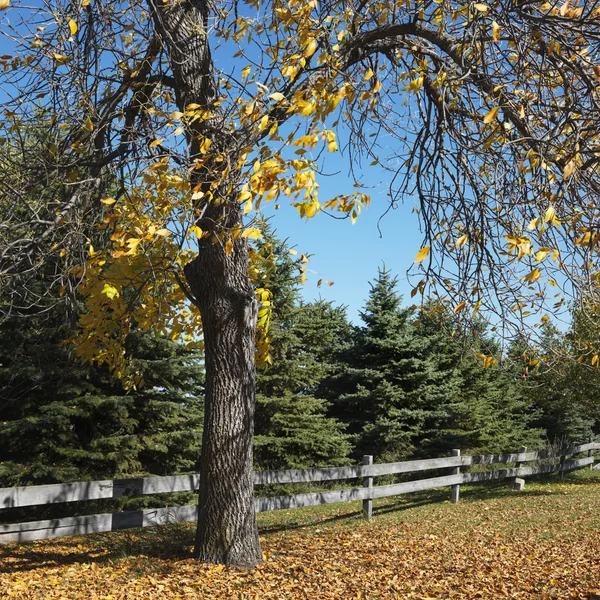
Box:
[2,0,600,567]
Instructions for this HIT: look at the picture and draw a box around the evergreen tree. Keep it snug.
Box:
[0,309,204,486]
[525,316,599,444]
[322,269,459,461]
[414,308,543,455]
[254,231,351,469]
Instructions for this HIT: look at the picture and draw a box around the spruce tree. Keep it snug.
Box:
[414,308,543,455]
[322,269,459,462]
[0,310,204,486]
[254,231,351,469]
[525,317,599,445]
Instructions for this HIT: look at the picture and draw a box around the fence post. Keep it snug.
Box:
[510,446,526,491]
[362,455,373,519]
[589,437,594,470]
[450,449,461,503]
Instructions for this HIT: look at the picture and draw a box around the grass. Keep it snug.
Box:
[1,469,600,598]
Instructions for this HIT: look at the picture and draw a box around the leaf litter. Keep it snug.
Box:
[1,474,600,599]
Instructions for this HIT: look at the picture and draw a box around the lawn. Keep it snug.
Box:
[1,470,600,599]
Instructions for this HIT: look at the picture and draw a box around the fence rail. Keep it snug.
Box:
[1,443,598,544]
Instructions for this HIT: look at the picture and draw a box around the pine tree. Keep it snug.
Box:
[254,231,351,469]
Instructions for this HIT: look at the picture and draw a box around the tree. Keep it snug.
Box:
[0,311,205,486]
[414,308,543,455]
[323,269,458,461]
[254,232,351,469]
[524,315,600,444]
[3,0,600,566]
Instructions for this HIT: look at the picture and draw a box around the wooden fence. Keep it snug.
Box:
[1,442,598,544]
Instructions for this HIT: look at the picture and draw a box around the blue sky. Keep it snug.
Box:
[262,166,423,323]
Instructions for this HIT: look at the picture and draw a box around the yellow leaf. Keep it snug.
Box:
[243,199,253,214]
[199,138,211,153]
[149,139,162,147]
[269,92,285,102]
[169,111,184,120]
[51,53,70,65]
[68,18,77,36]
[479,354,496,368]
[535,249,549,261]
[100,197,116,205]
[101,283,119,300]
[300,254,309,264]
[304,38,317,57]
[455,235,468,247]
[483,106,499,124]
[492,21,500,42]
[364,68,374,81]
[563,159,576,178]
[83,116,94,131]
[241,65,251,79]
[544,205,556,223]
[527,217,540,231]
[191,225,203,238]
[258,115,269,131]
[155,228,171,237]
[241,227,262,239]
[523,268,541,283]
[225,239,233,256]
[593,354,599,367]
[0,0,10,9]
[415,246,430,263]
[474,3,489,12]
[453,301,467,314]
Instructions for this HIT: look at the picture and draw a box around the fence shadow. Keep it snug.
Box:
[257,477,571,535]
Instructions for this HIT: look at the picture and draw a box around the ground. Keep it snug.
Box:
[1,470,600,599]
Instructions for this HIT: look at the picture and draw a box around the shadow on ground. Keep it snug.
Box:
[0,471,596,574]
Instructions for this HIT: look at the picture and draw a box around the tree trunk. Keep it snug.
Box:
[148,0,262,566]
[184,234,262,568]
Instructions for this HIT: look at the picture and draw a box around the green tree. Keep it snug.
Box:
[254,232,351,469]
[525,316,599,445]
[322,269,458,461]
[0,313,204,487]
[413,308,543,455]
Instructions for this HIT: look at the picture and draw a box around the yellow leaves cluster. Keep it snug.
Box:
[322,192,370,224]
[547,0,585,19]
[72,165,206,385]
[477,353,497,368]
[504,235,532,259]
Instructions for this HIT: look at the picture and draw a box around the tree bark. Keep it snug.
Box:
[184,235,262,567]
